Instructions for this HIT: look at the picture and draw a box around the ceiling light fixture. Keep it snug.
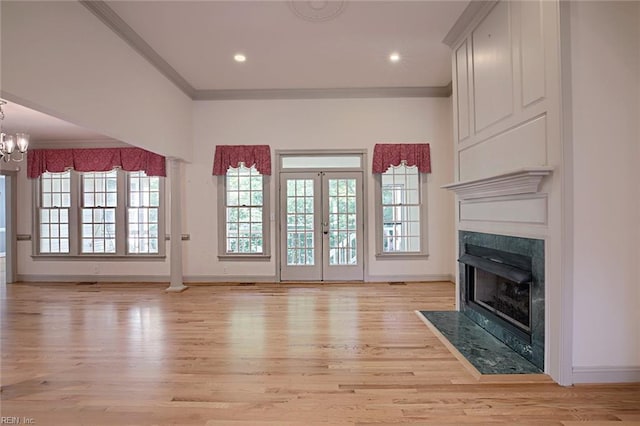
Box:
[234,53,247,63]
[389,52,401,63]
[0,100,29,163]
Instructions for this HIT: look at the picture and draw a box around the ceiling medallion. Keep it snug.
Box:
[288,1,347,22]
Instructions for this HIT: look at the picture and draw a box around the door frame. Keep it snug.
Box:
[0,170,18,283]
[275,149,368,282]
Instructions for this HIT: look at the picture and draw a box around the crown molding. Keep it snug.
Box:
[81,1,452,101]
[80,0,196,99]
[442,167,554,200]
[194,85,452,101]
[443,1,498,48]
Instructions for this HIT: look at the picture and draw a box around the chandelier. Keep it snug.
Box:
[0,100,29,162]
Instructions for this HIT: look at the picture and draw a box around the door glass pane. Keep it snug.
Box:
[286,179,314,265]
[328,178,357,265]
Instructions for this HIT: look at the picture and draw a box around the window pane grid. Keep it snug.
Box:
[328,178,357,265]
[81,208,116,253]
[226,165,264,254]
[381,164,421,253]
[39,172,71,253]
[37,170,164,257]
[82,170,118,208]
[39,207,70,254]
[128,171,160,254]
[286,179,314,265]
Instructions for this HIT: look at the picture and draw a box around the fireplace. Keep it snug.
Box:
[459,232,544,370]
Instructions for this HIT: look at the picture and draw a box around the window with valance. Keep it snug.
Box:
[29,147,166,258]
[213,145,271,259]
[372,143,431,258]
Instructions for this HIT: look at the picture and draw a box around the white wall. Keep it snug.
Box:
[187,98,455,281]
[14,97,454,282]
[0,1,192,161]
[570,1,640,377]
[637,4,640,355]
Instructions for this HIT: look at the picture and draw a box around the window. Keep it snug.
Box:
[218,163,270,258]
[35,169,164,257]
[81,171,118,254]
[281,155,361,169]
[128,171,161,254]
[375,163,428,257]
[39,171,71,254]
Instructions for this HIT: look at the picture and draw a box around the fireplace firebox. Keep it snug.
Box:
[459,231,545,370]
[461,244,533,343]
[473,269,530,332]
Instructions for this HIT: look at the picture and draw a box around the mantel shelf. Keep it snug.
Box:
[441,167,553,200]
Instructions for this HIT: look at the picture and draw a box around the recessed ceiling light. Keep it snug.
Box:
[234,53,246,63]
[389,52,401,63]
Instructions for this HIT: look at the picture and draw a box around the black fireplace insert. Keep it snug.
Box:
[460,244,533,343]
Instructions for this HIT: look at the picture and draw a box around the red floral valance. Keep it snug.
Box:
[212,145,271,175]
[27,147,166,179]
[372,143,431,174]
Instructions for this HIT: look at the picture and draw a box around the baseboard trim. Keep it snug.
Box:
[366,274,454,283]
[572,366,640,384]
[16,274,454,284]
[17,274,169,283]
[16,274,277,283]
[183,275,278,283]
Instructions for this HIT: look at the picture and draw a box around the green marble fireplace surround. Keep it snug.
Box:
[459,231,545,371]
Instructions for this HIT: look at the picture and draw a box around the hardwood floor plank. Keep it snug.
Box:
[1,281,639,425]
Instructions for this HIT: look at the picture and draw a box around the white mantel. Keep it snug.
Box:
[442,167,553,200]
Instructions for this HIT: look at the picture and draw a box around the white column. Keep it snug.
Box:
[166,158,188,292]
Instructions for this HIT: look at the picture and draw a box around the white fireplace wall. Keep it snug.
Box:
[448,0,565,382]
[449,0,640,384]
[451,0,563,240]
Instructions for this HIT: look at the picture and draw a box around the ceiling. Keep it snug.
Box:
[106,0,468,91]
[2,0,468,143]
[1,101,123,147]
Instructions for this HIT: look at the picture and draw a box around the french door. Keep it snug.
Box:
[280,171,363,281]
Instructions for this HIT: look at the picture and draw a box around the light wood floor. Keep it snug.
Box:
[1,282,639,425]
